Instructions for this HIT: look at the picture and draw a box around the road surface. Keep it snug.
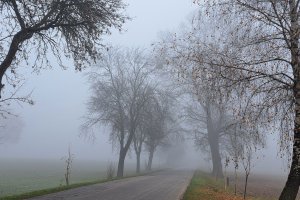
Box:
[28,170,193,200]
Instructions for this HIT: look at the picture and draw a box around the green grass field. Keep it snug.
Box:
[0,158,135,197]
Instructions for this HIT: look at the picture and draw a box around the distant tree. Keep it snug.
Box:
[0,0,127,101]
[133,128,146,173]
[132,105,149,173]
[185,99,228,178]
[145,93,174,171]
[157,26,233,178]
[106,161,116,180]
[82,48,152,177]
[156,9,267,180]
[156,15,227,178]
[224,156,230,190]
[62,146,74,186]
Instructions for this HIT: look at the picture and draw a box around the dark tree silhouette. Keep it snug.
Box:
[0,0,127,99]
[82,48,152,177]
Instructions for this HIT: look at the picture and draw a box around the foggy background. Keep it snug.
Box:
[0,0,287,176]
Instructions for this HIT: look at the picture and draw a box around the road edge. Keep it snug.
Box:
[178,171,195,200]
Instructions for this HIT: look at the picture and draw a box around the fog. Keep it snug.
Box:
[0,0,289,179]
[0,0,197,162]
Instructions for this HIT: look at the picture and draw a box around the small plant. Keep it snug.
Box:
[62,146,74,186]
[233,156,239,195]
[242,146,252,200]
[224,156,230,190]
[106,162,115,180]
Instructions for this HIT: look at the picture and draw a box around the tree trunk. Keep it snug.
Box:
[117,149,126,178]
[279,129,300,199]
[147,149,154,171]
[136,151,141,173]
[206,101,223,179]
[0,30,33,97]
[208,132,223,179]
[234,167,237,195]
[279,10,300,198]
[243,173,249,200]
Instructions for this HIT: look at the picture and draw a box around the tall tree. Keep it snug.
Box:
[185,99,228,178]
[144,92,173,171]
[132,101,150,173]
[157,7,268,180]
[133,126,146,173]
[191,1,299,198]
[156,22,233,178]
[82,48,152,177]
[0,0,127,99]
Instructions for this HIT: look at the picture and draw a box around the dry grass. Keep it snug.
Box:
[183,171,256,200]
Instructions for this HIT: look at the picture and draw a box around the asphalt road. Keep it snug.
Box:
[28,170,193,200]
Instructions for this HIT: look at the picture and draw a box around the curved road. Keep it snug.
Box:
[28,170,193,200]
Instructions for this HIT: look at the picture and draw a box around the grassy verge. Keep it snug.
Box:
[0,180,107,200]
[0,170,159,200]
[183,171,257,200]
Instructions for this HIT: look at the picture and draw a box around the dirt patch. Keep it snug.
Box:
[230,173,300,200]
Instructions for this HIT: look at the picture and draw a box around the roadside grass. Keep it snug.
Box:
[0,180,107,200]
[183,171,271,200]
[0,168,160,200]
[0,159,111,197]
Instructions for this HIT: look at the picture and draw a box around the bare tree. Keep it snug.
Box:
[156,16,237,178]
[156,7,271,181]
[133,111,148,173]
[157,31,238,179]
[185,99,230,178]
[224,156,230,190]
[62,146,74,186]
[82,47,152,177]
[0,0,127,101]
[0,85,33,118]
[187,1,300,198]
[242,145,252,200]
[106,161,116,180]
[227,125,244,196]
[144,92,174,171]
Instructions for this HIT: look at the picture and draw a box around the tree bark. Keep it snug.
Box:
[279,5,300,198]
[117,127,135,178]
[243,173,249,200]
[206,100,224,179]
[208,131,223,179]
[279,117,300,199]
[147,149,154,171]
[136,151,141,173]
[234,167,238,195]
[0,30,33,96]
[117,149,126,177]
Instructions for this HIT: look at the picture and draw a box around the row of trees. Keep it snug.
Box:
[154,0,299,199]
[81,48,177,177]
[156,11,264,182]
